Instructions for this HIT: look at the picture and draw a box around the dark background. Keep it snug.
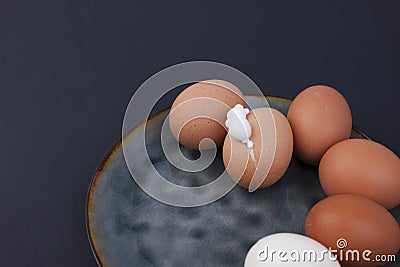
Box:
[1,1,399,266]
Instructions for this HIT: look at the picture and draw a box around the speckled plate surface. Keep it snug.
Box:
[86,96,400,267]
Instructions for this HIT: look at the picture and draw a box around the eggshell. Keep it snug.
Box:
[223,108,293,190]
[305,194,400,267]
[169,80,246,150]
[287,85,352,165]
[319,139,400,209]
[245,233,340,266]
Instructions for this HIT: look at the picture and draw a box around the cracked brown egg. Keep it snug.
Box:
[169,80,246,150]
[222,107,293,191]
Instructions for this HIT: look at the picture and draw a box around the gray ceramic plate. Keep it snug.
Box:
[86,96,400,267]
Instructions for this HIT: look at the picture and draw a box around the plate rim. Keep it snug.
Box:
[85,95,369,266]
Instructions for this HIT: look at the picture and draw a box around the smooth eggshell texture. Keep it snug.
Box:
[169,80,246,150]
[245,233,340,266]
[223,108,293,190]
[305,194,400,267]
[319,139,400,209]
[287,85,352,165]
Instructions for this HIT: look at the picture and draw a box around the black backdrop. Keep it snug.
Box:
[1,1,399,266]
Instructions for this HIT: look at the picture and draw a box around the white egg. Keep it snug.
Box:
[244,233,341,266]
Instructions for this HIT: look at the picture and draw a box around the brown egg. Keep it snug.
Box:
[319,139,400,209]
[169,80,246,150]
[223,108,293,191]
[305,194,400,267]
[287,85,352,165]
